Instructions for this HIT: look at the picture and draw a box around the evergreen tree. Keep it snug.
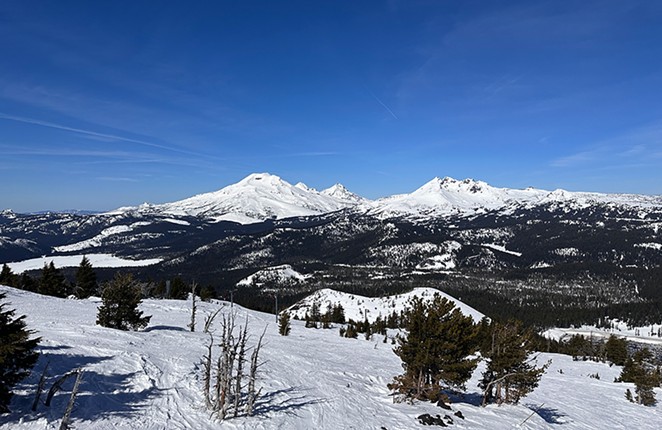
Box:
[0,265,18,288]
[74,256,98,299]
[309,301,321,322]
[0,292,40,413]
[278,311,291,336]
[389,294,479,402]
[96,273,151,331]
[331,303,346,324]
[604,335,628,366]
[169,277,189,300]
[618,348,659,406]
[479,320,549,405]
[38,262,69,298]
[199,285,216,301]
[19,273,38,293]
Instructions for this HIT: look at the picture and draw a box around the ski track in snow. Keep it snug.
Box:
[1,285,661,429]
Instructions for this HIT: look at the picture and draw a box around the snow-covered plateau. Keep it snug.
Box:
[6,253,162,274]
[1,285,661,429]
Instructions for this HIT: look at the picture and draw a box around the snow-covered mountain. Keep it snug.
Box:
[321,183,367,205]
[367,177,662,220]
[107,173,364,224]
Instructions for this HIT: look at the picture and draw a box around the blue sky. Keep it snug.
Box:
[1,0,661,211]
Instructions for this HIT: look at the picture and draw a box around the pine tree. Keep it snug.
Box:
[0,291,40,413]
[278,311,291,336]
[38,262,69,298]
[479,320,549,405]
[169,277,189,300]
[74,256,98,299]
[0,265,18,288]
[604,335,628,366]
[618,348,659,406]
[19,273,38,293]
[96,273,151,331]
[331,303,346,324]
[389,294,479,402]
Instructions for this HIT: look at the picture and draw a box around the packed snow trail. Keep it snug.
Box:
[1,286,660,429]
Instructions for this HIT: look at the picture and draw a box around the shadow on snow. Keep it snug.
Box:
[526,403,568,424]
[1,351,158,427]
[253,387,325,417]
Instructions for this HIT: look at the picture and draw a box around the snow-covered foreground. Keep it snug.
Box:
[1,285,661,429]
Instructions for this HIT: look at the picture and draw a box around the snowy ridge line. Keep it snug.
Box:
[58,172,662,226]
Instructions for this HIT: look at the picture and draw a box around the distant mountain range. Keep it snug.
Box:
[2,172,662,327]
[45,172,660,225]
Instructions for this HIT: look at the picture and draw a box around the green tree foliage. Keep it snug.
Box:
[19,273,38,293]
[169,277,189,300]
[38,262,69,298]
[74,256,98,299]
[389,295,479,402]
[278,311,291,336]
[0,291,40,413]
[199,285,216,302]
[618,348,659,406]
[96,273,151,331]
[0,265,18,288]
[330,303,346,324]
[604,335,628,366]
[479,320,549,405]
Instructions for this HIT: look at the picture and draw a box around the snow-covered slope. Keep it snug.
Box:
[366,176,662,220]
[108,173,364,224]
[287,287,485,323]
[2,285,661,429]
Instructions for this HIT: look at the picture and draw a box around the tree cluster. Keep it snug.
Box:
[617,348,660,406]
[0,291,40,413]
[388,295,479,403]
[388,294,547,406]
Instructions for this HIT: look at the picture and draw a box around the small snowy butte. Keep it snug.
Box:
[287,287,485,323]
[237,264,311,288]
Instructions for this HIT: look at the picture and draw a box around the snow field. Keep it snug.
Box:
[0,286,660,429]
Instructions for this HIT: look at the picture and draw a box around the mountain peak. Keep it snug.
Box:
[321,183,366,203]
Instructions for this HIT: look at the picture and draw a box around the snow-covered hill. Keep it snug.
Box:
[2,285,661,429]
[237,264,311,287]
[107,173,363,224]
[287,287,485,323]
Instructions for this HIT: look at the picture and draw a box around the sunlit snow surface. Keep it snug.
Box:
[1,285,660,429]
[5,254,162,273]
[97,172,662,225]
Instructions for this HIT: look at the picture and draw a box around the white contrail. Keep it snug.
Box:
[0,112,202,156]
[368,91,398,120]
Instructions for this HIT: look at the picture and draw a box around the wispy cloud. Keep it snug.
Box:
[550,122,662,168]
[0,113,203,157]
[96,176,139,182]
